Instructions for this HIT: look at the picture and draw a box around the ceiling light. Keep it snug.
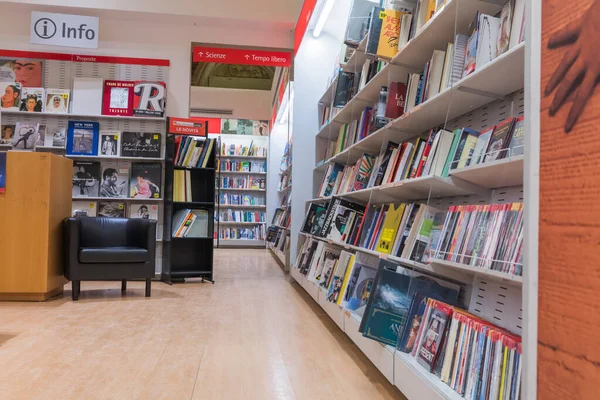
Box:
[313,0,335,38]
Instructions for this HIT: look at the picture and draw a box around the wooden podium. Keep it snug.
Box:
[0,152,72,301]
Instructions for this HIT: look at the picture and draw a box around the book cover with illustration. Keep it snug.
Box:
[129,203,159,220]
[19,87,44,112]
[130,162,162,199]
[359,259,413,346]
[417,300,453,371]
[344,252,379,311]
[45,89,70,114]
[353,154,376,191]
[12,122,39,151]
[1,124,15,144]
[102,80,135,116]
[0,82,22,110]
[121,132,161,158]
[67,121,99,156]
[98,201,126,218]
[72,161,100,197]
[133,81,166,118]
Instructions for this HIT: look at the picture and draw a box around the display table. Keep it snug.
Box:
[0,152,72,301]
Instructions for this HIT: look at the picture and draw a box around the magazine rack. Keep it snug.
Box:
[162,118,215,283]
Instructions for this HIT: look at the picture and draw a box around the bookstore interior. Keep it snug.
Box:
[0,0,597,398]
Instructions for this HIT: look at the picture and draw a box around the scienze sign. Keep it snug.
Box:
[192,46,291,67]
[30,11,99,49]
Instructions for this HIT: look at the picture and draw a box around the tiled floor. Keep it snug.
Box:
[0,249,405,399]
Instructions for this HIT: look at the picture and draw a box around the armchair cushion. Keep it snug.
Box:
[79,247,149,264]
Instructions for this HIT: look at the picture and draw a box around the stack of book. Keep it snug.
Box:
[171,209,209,238]
[220,141,267,157]
[272,208,290,228]
[174,137,215,168]
[218,210,265,223]
[217,193,265,206]
[428,202,524,276]
[218,159,266,172]
[219,177,265,190]
[218,226,265,240]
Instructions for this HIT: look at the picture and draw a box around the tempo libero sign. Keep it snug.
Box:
[30,11,99,49]
[192,46,291,67]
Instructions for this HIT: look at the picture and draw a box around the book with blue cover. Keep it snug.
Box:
[67,121,100,156]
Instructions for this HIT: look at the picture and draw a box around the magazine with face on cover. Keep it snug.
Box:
[100,161,129,198]
[129,203,159,220]
[19,87,44,112]
[130,162,162,199]
[45,89,70,114]
[72,161,100,197]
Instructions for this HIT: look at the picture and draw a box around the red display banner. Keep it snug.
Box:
[294,0,318,55]
[0,49,170,66]
[167,117,207,137]
[192,46,291,67]
[190,117,221,134]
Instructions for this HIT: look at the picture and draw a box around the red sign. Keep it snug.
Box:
[167,117,207,137]
[192,46,291,67]
[0,49,170,66]
[190,117,221,134]
[294,0,318,55]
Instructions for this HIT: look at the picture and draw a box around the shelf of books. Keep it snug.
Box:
[0,49,171,273]
[162,119,216,283]
[214,134,268,247]
[267,132,292,270]
[294,0,525,398]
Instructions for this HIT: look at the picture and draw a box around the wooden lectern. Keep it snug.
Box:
[0,152,72,301]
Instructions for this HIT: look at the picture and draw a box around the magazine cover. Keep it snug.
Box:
[71,200,97,217]
[1,124,15,144]
[36,124,46,147]
[0,152,5,193]
[130,162,161,199]
[72,161,100,197]
[66,121,100,156]
[100,161,129,198]
[19,87,44,112]
[45,89,70,114]
[220,119,238,134]
[98,201,126,218]
[0,59,44,87]
[133,81,166,117]
[417,300,453,371]
[121,132,161,158]
[12,122,38,150]
[129,203,159,220]
[0,82,22,110]
[99,130,121,157]
[102,80,135,116]
[253,120,269,136]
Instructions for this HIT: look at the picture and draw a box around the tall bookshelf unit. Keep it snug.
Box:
[214,133,268,247]
[162,118,215,283]
[292,0,526,398]
[0,49,170,274]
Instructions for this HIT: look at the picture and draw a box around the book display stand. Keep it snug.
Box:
[214,133,268,247]
[162,118,215,283]
[291,0,526,398]
[0,49,169,273]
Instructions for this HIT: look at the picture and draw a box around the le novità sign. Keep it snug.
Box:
[30,11,99,49]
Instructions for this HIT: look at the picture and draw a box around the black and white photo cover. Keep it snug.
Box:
[129,203,159,220]
[72,160,100,197]
[99,130,121,157]
[12,122,38,150]
[100,161,129,198]
[121,132,161,158]
[45,89,69,114]
[98,201,126,218]
[67,121,99,156]
[71,200,97,217]
[36,124,46,147]
[130,162,161,199]
[49,127,66,148]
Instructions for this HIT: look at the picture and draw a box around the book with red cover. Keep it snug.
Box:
[415,129,436,178]
[133,81,167,118]
[102,80,135,116]
[386,81,408,119]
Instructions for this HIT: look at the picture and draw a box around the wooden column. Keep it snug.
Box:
[0,152,72,301]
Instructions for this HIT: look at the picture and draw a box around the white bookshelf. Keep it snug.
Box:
[292,0,527,398]
[215,133,268,247]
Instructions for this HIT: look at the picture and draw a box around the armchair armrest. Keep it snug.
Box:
[126,218,157,251]
[64,218,81,280]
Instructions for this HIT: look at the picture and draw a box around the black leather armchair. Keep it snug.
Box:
[64,217,156,301]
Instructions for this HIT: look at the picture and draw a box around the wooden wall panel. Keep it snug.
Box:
[540,0,600,398]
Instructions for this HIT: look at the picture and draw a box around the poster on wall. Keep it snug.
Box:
[540,0,600,395]
[0,59,44,87]
[0,152,6,193]
[220,119,269,136]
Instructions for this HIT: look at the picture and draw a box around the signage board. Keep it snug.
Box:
[30,11,99,49]
[168,117,208,137]
[193,46,291,67]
